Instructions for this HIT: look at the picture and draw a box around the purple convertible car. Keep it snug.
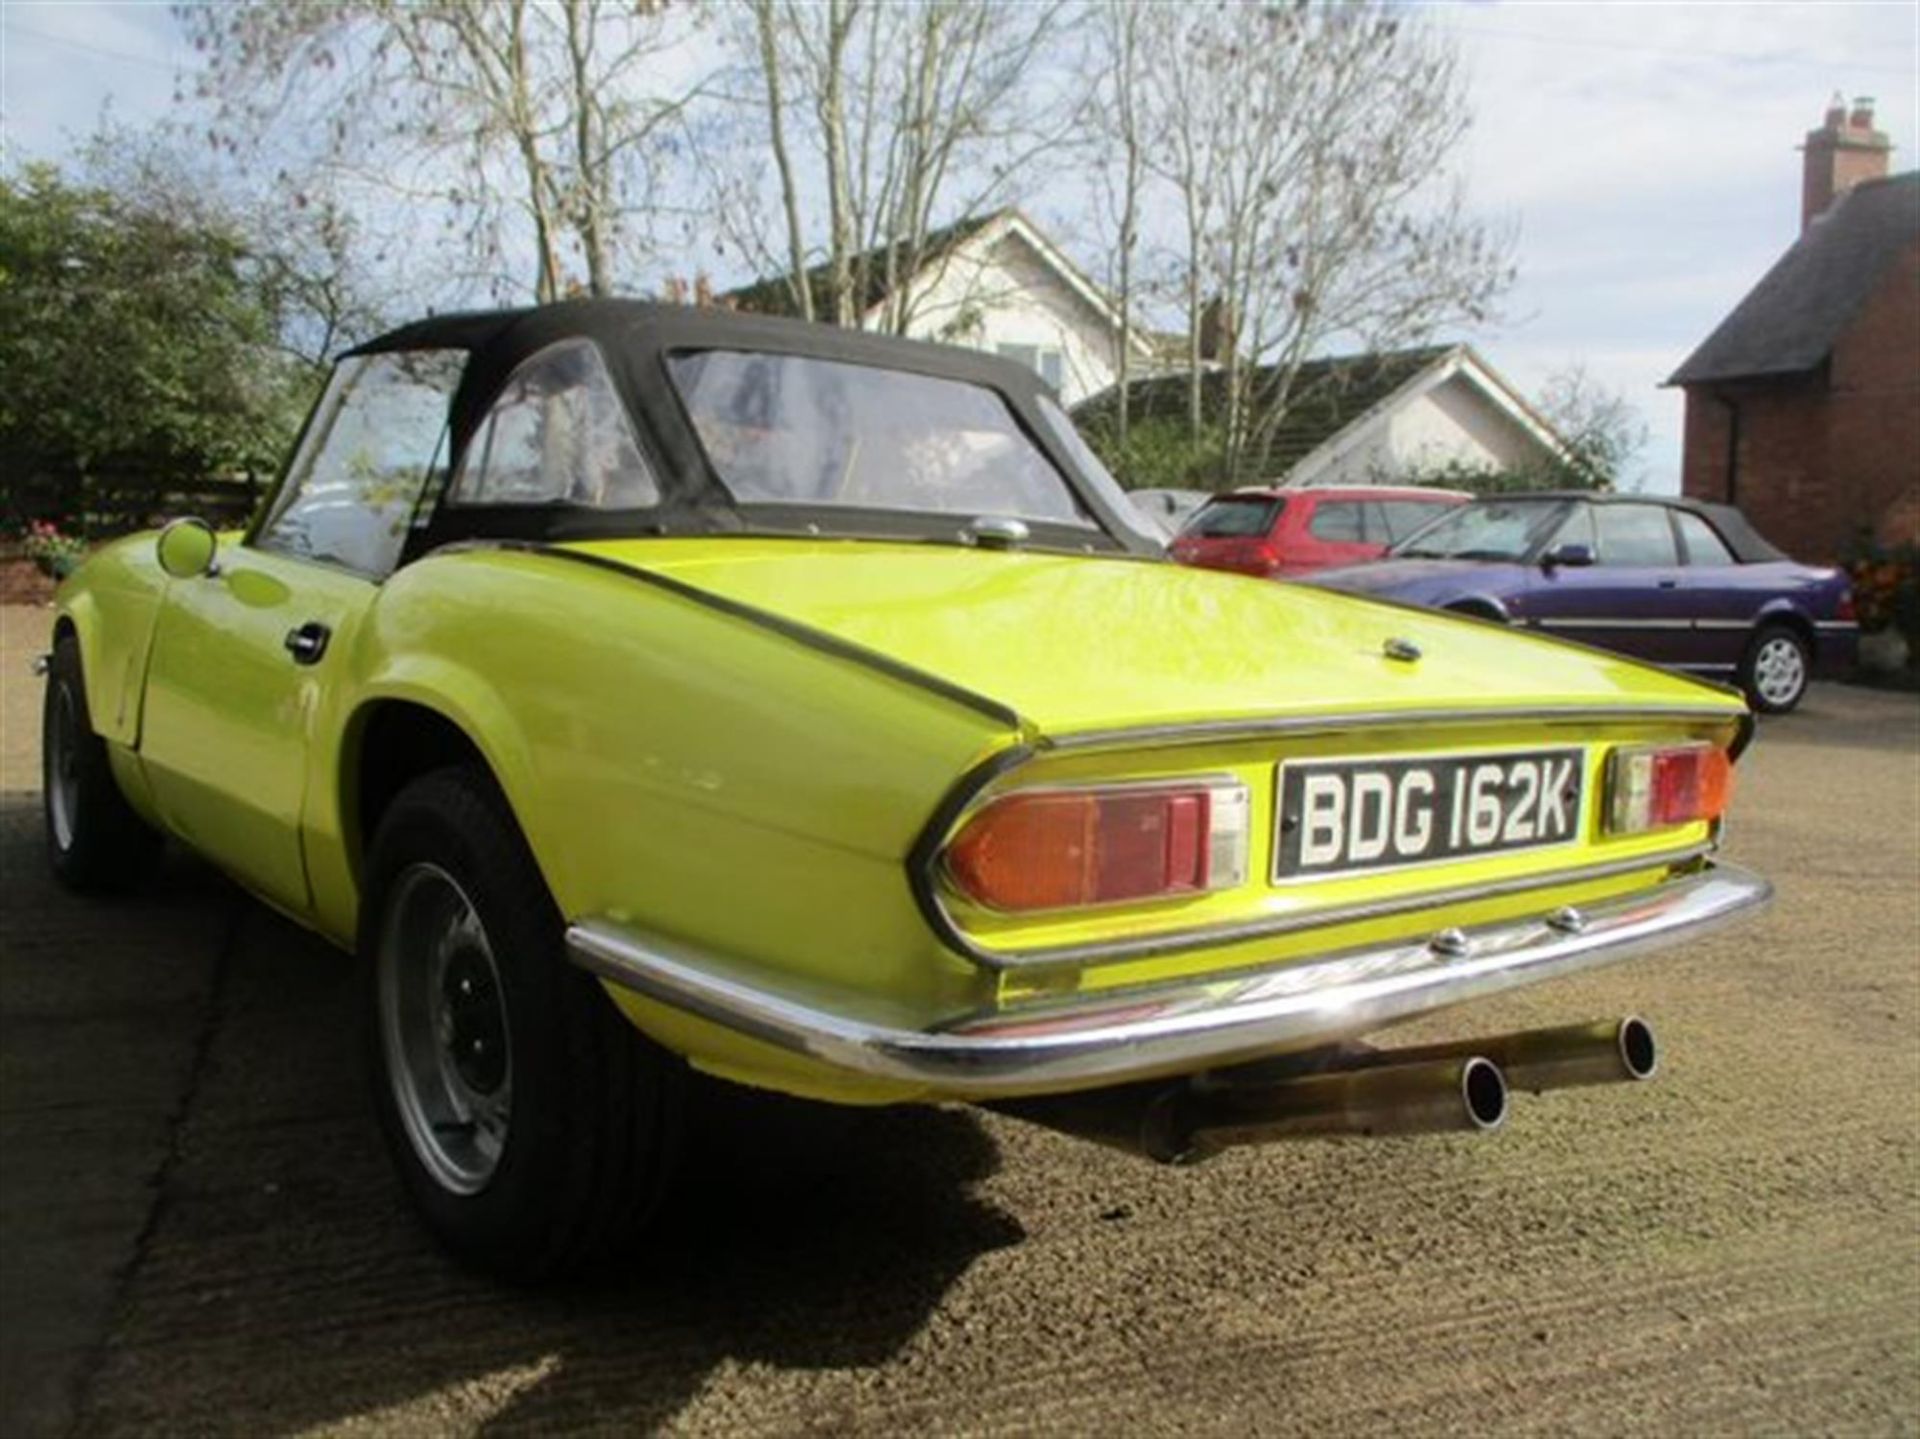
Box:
[1311,493,1858,715]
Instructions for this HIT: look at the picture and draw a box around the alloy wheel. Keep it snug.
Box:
[1753,635,1807,709]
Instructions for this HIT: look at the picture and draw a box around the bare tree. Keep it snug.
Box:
[1142,3,1515,481]
[1085,0,1146,447]
[76,121,391,369]
[720,0,1069,333]
[177,0,712,303]
[1535,364,1651,491]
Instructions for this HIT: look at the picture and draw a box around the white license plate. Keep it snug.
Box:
[1272,748,1585,881]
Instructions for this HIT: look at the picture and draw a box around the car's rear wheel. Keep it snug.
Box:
[42,634,161,891]
[1740,624,1810,714]
[363,766,684,1280]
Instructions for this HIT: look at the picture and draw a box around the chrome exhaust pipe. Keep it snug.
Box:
[998,1054,1508,1166]
[1351,1015,1658,1094]
[1152,1055,1508,1163]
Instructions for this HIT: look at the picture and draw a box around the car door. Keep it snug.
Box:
[1522,502,1691,665]
[1667,508,1755,675]
[137,348,464,914]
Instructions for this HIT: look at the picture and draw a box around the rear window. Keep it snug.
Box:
[668,350,1089,527]
[1185,497,1282,538]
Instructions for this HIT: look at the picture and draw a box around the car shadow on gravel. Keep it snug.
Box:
[51,849,1024,1435]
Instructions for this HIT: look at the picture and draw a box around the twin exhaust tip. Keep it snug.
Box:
[1461,1056,1510,1131]
[1003,1015,1658,1166]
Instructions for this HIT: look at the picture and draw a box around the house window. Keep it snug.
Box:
[996,342,1065,391]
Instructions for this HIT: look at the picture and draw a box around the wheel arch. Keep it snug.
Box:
[333,672,544,907]
[49,601,97,713]
[348,700,489,871]
[1752,604,1816,657]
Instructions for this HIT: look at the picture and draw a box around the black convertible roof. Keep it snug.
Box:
[327,298,1155,560]
[1463,490,1788,564]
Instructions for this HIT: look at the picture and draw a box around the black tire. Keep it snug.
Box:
[361,766,684,1281]
[1739,623,1811,714]
[42,633,162,892]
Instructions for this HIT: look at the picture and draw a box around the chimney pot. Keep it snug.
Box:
[1802,91,1892,232]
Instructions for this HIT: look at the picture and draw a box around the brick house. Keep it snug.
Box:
[1669,98,1919,562]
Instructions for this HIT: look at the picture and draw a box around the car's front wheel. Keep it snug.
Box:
[42,634,161,891]
[363,767,684,1280]
[1740,623,1811,714]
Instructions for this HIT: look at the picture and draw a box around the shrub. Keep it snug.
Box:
[1842,535,1920,657]
[20,520,88,579]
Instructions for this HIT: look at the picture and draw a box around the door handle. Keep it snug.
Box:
[1657,578,1679,589]
[284,621,331,666]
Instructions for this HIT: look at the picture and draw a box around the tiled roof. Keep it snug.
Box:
[1076,345,1455,473]
[724,212,1003,319]
[1668,172,1920,386]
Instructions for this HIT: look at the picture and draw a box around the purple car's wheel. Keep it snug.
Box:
[1741,624,1810,715]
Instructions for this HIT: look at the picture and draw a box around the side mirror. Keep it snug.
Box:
[156,517,219,579]
[1542,542,1594,571]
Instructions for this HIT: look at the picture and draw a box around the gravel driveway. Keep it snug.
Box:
[2,603,1916,1436]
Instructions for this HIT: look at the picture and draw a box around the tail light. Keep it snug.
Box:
[1837,588,1857,622]
[944,780,1250,913]
[1605,744,1732,835]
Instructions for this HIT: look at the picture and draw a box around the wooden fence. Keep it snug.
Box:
[3,470,267,540]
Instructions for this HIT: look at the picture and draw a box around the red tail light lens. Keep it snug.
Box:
[1606,744,1732,834]
[1837,588,1857,622]
[944,782,1250,913]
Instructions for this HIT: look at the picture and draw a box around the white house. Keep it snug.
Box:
[725,208,1152,407]
[1275,344,1573,487]
[727,212,1570,484]
[1082,343,1575,488]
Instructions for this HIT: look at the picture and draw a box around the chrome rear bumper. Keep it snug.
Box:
[566,862,1770,1099]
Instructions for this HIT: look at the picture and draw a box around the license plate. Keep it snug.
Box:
[1273,748,1585,881]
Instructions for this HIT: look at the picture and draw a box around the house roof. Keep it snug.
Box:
[724,212,1000,320]
[1077,345,1454,465]
[723,208,1155,356]
[1668,171,1920,387]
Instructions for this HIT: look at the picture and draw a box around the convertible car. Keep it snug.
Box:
[41,302,1770,1277]
[1309,493,1858,714]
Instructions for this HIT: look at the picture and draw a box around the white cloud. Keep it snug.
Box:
[1439,0,1919,489]
[0,3,188,165]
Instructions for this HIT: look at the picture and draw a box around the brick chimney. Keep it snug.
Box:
[1802,92,1892,231]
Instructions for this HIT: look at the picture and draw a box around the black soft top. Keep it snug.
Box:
[1466,490,1789,564]
[334,299,1154,560]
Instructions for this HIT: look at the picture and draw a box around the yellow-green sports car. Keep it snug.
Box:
[41,301,1770,1278]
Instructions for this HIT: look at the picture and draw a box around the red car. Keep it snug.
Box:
[1171,485,1469,578]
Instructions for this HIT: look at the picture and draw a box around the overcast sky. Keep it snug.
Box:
[2,1,1915,491]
